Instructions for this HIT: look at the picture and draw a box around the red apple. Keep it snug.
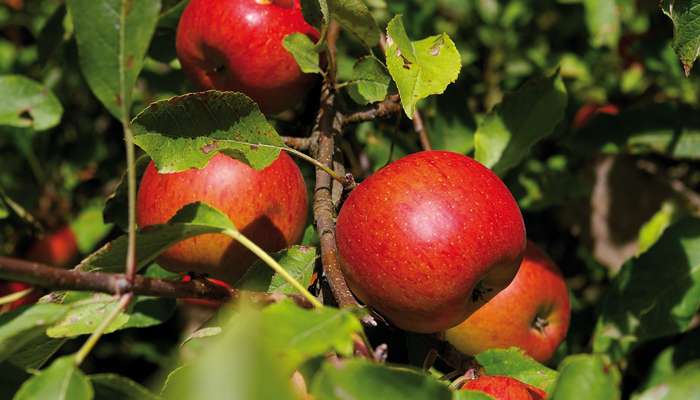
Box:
[571,103,619,130]
[136,152,308,284]
[0,281,40,313]
[336,151,526,333]
[26,226,79,267]
[445,241,570,363]
[176,0,320,114]
[462,374,547,400]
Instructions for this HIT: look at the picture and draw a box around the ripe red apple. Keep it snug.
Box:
[176,0,320,114]
[0,281,40,312]
[336,151,526,333]
[462,374,547,400]
[26,226,79,267]
[571,103,619,130]
[137,152,308,284]
[445,241,570,363]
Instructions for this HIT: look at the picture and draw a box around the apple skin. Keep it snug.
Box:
[462,375,547,400]
[26,226,79,267]
[572,103,619,130]
[176,0,320,114]
[136,152,308,284]
[445,241,570,363]
[336,151,526,333]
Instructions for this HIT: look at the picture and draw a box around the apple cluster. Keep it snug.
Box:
[133,0,571,370]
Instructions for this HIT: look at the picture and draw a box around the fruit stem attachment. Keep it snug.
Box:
[74,292,133,366]
[222,229,323,308]
[0,287,33,305]
[283,147,355,189]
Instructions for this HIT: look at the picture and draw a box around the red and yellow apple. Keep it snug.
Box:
[26,226,79,267]
[462,374,547,400]
[136,152,308,284]
[336,151,526,333]
[445,241,570,362]
[176,0,320,114]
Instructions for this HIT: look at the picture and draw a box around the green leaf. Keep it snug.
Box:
[662,0,700,75]
[474,72,567,175]
[283,33,321,74]
[0,200,7,219]
[426,86,476,154]
[385,16,461,118]
[347,56,391,105]
[8,336,66,370]
[0,304,69,363]
[637,201,683,255]
[0,75,63,131]
[14,356,93,400]
[583,0,620,48]
[593,218,700,357]
[328,0,380,47]
[550,355,620,400]
[103,154,151,231]
[641,327,700,391]
[236,246,317,294]
[70,202,113,254]
[311,359,453,400]
[91,374,161,400]
[475,348,558,392]
[67,0,161,119]
[635,361,700,400]
[131,91,284,173]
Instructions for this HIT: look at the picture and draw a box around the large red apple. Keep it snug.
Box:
[26,226,79,267]
[336,151,526,333]
[461,374,547,400]
[137,152,308,284]
[176,0,320,114]
[445,241,570,362]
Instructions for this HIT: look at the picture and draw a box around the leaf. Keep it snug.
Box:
[0,304,69,363]
[426,86,476,154]
[593,218,700,357]
[550,355,620,400]
[583,0,620,48]
[91,374,161,400]
[637,201,683,255]
[236,246,317,294]
[474,72,567,175]
[181,327,223,347]
[67,0,161,119]
[328,0,380,47]
[661,0,700,75]
[70,202,113,254]
[347,56,391,105]
[103,154,151,231]
[311,359,453,400]
[0,200,7,219]
[13,356,93,400]
[283,33,321,74]
[641,327,700,391]
[131,91,284,173]
[300,0,329,29]
[385,15,461,118]
[635,361,700,400]
[475,348,558,392]
[0,75,63,131]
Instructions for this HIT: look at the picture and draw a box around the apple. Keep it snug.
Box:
[136,152,308,284]
[445,241,570,363]
[571,103,619,130]
[0,281,40,313]
[335,151,526,333]
[176,0,320,114]
[462,374,547,400]
[26,226,79,267]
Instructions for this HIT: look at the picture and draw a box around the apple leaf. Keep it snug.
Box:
[67,0,160,120]
[583,0,620,48]
[236,246,317,294]
[661,0,700,76]
[635,361,700,400]
[474,71,567,175]
[132,91,284,173]
[641,327,700,391]
[91,374,162,400]
[593,218,700,358]
[0,75,63,131]
[475,348,558,392]
[385,15,461,118]
[70,202,113,255]
[311,359,453,400]
[300,0,329,29]
[283,33,322,74]
[550,355,620,400]
[0,201,7,220]
[637,201,683,256]
[13,356,93,400]
[0,304,69,363]
[328,0,380,47]
[347,56,391,105]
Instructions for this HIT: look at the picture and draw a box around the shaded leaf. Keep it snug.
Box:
[14,356,93,400]
[0,304,69,363]
[0,75,63,131]
[283,33,321,74]
[91,374,161,400]
[328,0,380,47]
[583,0,620,48]
[661,0,700,75]
[347,56,391,105]
[550,355,620,400]
[236,246,317,294]
[103,154,151,231]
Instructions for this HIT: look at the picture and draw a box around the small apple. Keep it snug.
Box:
[0,281,40,313]
[26,226,79,267]
[462,374,547,400]
[136,152,308,284]
[571,103,619,130]
[445,241,570,363]
[176,0,320,114]
[336,151,526,333]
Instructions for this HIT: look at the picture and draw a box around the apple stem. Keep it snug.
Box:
[74,292,133,366]
[0,287,33,305]
[223,228,323,308]
[283,147,355,188]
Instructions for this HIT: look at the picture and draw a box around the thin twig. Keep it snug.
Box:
[341,96,402,125]
[282,136,314,151]
[74,292,133,366]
